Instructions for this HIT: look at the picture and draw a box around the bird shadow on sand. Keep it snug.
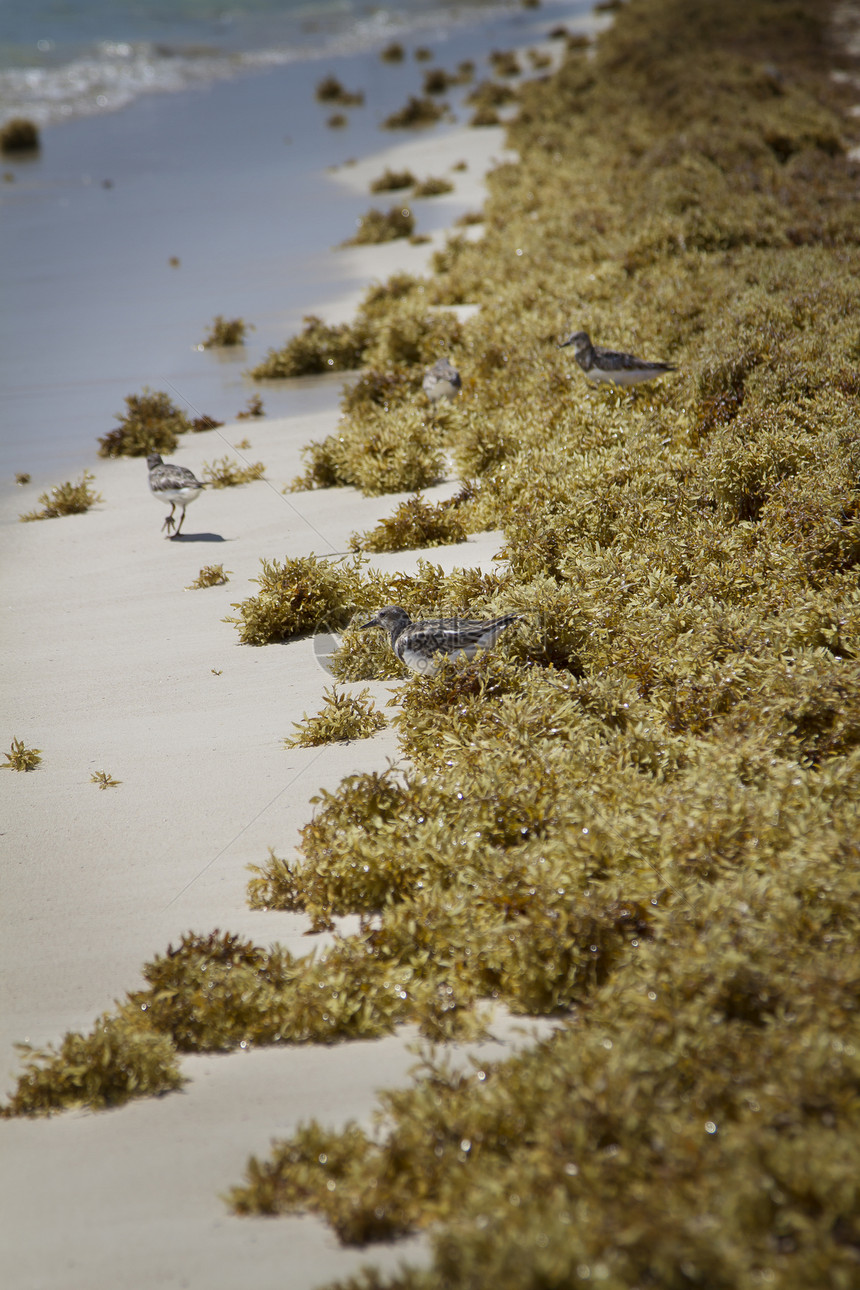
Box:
[169,531,228,543]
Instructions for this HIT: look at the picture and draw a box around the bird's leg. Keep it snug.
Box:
[172,506,186,538]
[162,505,176,535]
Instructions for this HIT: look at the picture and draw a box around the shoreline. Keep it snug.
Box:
[0,0,597,490]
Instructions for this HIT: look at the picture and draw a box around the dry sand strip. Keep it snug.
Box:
[0,121,553,1290]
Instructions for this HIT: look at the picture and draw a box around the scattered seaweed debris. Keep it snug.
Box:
[15,472,31,486]
[344,206,415,245]
[380,42,405,63]
[0,117,39,154]
[98,389,193,458]
[186,564,231,589]
[202,457,265,488]
[201,315,249,347]
[236,394,266,419]
[383,96,446,130]
[327,113,348,129]
[2,739,41,772]
[414,47,432,62]
[90,771,121,789]
[19,472,102,521]
[370,167,417,192]
[284,686,387,747]
[350,494,467,552]
[315,75,365,107]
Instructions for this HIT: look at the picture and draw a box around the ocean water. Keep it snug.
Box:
[0,0,597,485]
[0,0,528,126]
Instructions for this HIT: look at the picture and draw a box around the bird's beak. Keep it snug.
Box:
[359,616,379,630]
[557,335,573,349]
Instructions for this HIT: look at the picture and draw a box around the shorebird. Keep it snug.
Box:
[361,604,521,675]
[559,330,676,386]
[422,356,462,403]
[147,453,204,537]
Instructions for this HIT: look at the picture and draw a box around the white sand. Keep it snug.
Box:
[0,118,554,1290]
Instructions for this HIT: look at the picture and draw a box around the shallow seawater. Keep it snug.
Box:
[0,0,596,487]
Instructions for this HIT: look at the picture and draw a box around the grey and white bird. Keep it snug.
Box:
[361,604,521,676]
[422,356,462,403]
[147,453,204,538]
[559,330,676,387]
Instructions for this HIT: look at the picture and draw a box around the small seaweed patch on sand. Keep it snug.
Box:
[98,389,192,458]
[202,456,265,488]
[0,117,39,153]
[251,315,367,379]
[412,176,454,197]
[90,771,121,789]
[370,168,416,192]
[383,96,446,129]
[19,472,102,521]
[315,75,364,107]
[350,494,467,552]
[3,739,41,771]
[2,1017,184,1116]
[225,554,367,646]
[284,686,386,747]
[186,564,231,589]
[236,394,265,419]
[201,315,249,347]
[344,206,415,245]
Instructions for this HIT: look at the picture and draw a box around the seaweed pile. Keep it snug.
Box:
[7,0,860,1284]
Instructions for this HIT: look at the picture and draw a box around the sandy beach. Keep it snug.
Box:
[0,79,563,1290]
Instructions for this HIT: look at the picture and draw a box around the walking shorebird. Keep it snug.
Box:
[147,453,204,538]
[559,330,676,386]
[422,356,462,403]
[361,604,521,675]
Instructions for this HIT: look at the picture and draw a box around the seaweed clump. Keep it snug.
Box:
[412,176,454,197]
[226,553,366,646]
[186,564,230,589]
[201,315,248,347]
[383,97,446,130]
[0,117,39,153]
[370,168,416,193]
[3,1016,184,1116]
[350,494,466,552]
[97,389,193,458]
[3,738,41,771]
[251,315,367,379]
[19,472,102,521]
[315,76,364,107]
[202,456,265,487]
[284,686,386,747]
[344,206,415,246]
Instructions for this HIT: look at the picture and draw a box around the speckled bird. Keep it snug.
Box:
[422,356,462,403]
[147,453,204,538]
[361,604,521,675]
[559,330,676,386]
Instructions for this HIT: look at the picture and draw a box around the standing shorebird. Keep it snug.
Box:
[422,356,462,403]
[147,453,204,538]
[559,330,676,387]
[361,604,521,676]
